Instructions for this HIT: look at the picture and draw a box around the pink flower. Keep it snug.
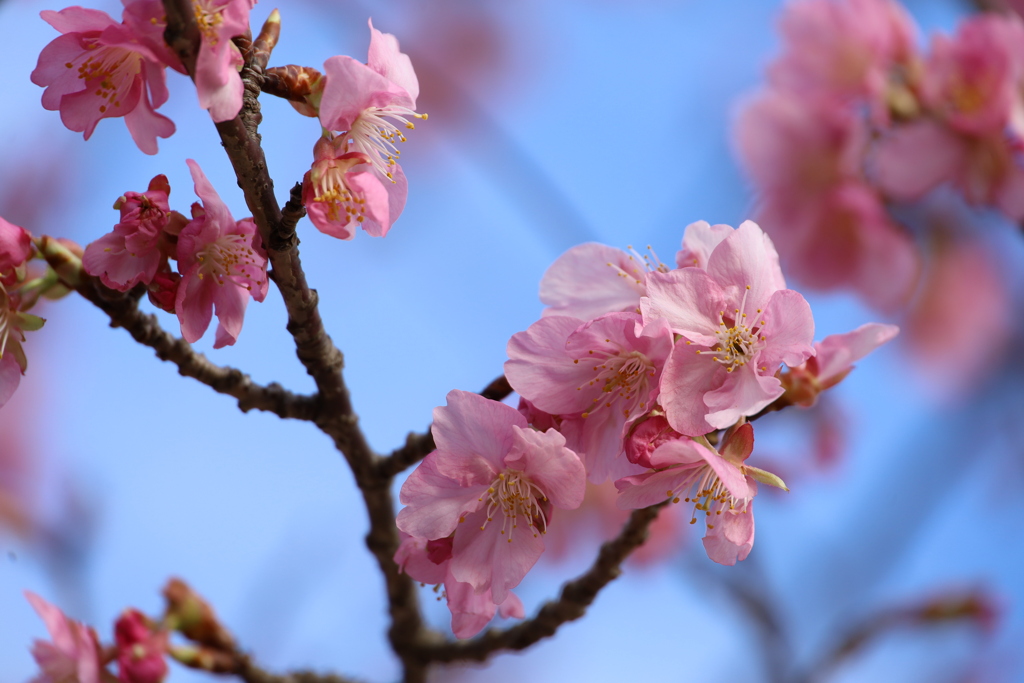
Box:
[301,136,405,240]
[0,286,44,409]
[782,322,899,407]
[922,15,1024,137]
[642,221,815,436]
[319,19,425,180]
[395,534,524,639]
[30,7,175,155]
[396,390,586,603]
[505,312,672,483]
[769,0,919,116]
[175,159,267,348]
[0,217,34,287]
[616,424,784,565]
[114,610,168,683]
[675,220,734,270]
[539,242,672,321]
[25,591,114,683]
[83,175,182,291]
[191,0,255,122]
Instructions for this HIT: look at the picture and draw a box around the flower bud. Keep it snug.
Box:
[115,609,168,683]
[161,578,234,651]
[36,235,83,288]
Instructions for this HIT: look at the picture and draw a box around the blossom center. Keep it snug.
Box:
[698,285,767,373]
[478,471,548,542]
[666,463,751,529]
[193,0,228,42]
[347,106,428,179]
[312,162,367,224]
[196,234,263,290]
[576,349,656,419]
[69,42,141,114]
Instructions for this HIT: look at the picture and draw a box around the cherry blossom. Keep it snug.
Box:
[83,175,183,291]
[0,285,44,409]
[302,136,405,240]
[396,390,586,603]
[642,221,815,435]
[26,591,114,683]
[0,217,34,287]
[505,312,672,483]
[616,423,784,565]
[319,19,425,180]
[175,159,267,348]
[395,534,524,639]
[30,7,174,155]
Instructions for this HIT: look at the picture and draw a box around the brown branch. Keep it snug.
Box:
[234,656,362,683]
[417,502,668,663]
[380,375,513,479]
[75,275,318,420]
[161,4,427,680]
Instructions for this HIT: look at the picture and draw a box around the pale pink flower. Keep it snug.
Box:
[505,312,672,483]
[615,423,785,565]
[922,15,1024,137]
[0,217,34,287]
[121,0,185,75]
[301,136,405,240]
[782,322,899,407]
[83,175,181,291]
[539,243,667,320]
[770,0,919,116]
[192,0,256,122]
[642,221,814,436]
[319,19,425,180]
[175,159,267,348]
[30,7,174,155]
[114,609,168,683]
[396,390,586,603]
[25,591,115,683]
[395,534,524,639]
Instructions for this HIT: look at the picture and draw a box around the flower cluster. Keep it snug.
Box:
[735,0,1024,311]
[31,0,258,154]
[82,160,268,348]
[394,220,897,639]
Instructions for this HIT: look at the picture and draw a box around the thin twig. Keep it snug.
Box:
[379,375,513,479]
[418,502,668,663]
[75,276,318,420]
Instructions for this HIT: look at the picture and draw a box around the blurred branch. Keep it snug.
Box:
[235,657,362,683]
[378,375,513,478]
[971,0,1012,12]
[795,590,997,683]
[75,276,318,420]
[418,502,668,663]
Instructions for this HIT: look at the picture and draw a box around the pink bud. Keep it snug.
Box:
[115,609,168,683]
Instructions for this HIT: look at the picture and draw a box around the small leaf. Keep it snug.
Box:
[743,465,789,491]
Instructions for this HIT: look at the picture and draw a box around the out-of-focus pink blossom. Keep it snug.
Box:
[395,534,524,639]
[875,120,1024,220]
[922,15,1024,137]
[83,175,183,291]
[320,20,425,180]
[506,312,671,483]
[0,217,34,287]
[302,136,405,240]
[175,159,267,348]
[192,0,256,122]
[396,390,586,604]
[114,609,168,683]
[769,0,919,116]
[642,221,814,435]
[30,7,174,155]
[903,238,1011,391]
[616,424,784,565]
[26,591,114,683]
[539,243,663,320]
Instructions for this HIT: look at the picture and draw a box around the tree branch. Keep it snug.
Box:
[76,276,318,420]
[379,375,513,479]
[418,502,667,663]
